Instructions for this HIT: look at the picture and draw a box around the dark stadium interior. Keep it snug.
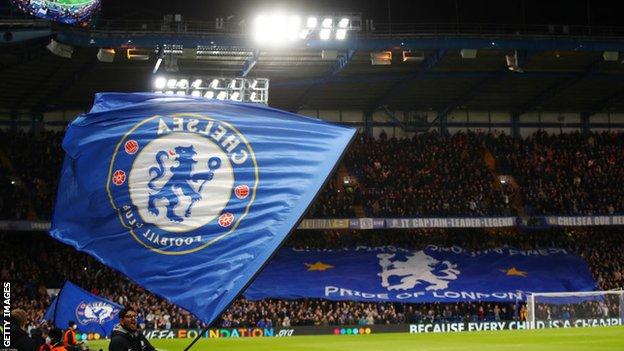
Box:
[2,0,624,350]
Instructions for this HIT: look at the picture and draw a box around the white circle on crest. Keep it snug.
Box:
[129,132,234,233]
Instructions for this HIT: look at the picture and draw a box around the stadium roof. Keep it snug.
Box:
[2,16,624,116]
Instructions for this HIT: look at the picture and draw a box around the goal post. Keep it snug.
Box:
[527,290,624,329]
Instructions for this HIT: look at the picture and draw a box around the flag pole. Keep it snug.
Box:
[183,326,208,351]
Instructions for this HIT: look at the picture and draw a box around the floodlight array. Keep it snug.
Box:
[251,13,360,46]
[153,77,269,104]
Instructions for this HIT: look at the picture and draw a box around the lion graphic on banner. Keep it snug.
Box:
[377,251,459,291]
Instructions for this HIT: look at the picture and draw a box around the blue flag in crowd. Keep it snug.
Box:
[43,281,122,335]
[245,246,597,302]
[50,93,355,325]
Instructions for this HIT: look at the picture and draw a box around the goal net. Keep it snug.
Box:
[527,290,624,329]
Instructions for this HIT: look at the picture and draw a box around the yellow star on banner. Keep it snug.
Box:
[305,261,334,271]
[500,267,528,277]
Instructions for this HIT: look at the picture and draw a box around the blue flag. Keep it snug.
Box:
[245,246,597,302]
[43,281,122,336]
[50,93,355,325]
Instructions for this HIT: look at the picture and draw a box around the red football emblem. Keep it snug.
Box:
[124,140,139,154]
[234,185,250,199]
[112,170,126,186]
[218,212,234,227]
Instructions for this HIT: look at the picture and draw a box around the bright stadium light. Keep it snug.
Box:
[165,90,175,95]
[320,29,331,40]
[176,90,186,96]
[204,91,215,99]
[251,13,360,45]
[210,79,219,88]
[336,29,347,40]
[191,79,202,88]
[306,17,318,28]
[231,92,241,101]
[216,91,227,100]
[298,29,310,39]
[176,79,189,89]
[166,79,177,89]
[154,77,167,90]
[286,16,301,41]
[191,90,201,97]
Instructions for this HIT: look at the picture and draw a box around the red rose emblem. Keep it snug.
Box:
[234,185,250,199]
[112,170,126,186]
[218,212,234,227]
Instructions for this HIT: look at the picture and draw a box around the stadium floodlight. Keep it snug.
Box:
[251,13,360,44]
[286,16,301,41]
[306,17,318,28]
[320,29,331,40]
[153,77,269,104]
[298,29,310,39]
[154,77,167,90]
[336,29,347,40]
[176,79,189,89]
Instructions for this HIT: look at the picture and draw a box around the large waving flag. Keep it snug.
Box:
[50,93,355,325]
[44,281,122,336]
[245,246,597,302]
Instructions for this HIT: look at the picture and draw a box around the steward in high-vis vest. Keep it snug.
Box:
[62,321,77,350]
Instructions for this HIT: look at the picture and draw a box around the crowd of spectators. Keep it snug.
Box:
[344,131,513,217]
[3,227,623,333]
[0,129,63,220]
[486,130,624,215]
[1,129,623,220]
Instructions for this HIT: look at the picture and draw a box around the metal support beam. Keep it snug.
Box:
[272,71,624,89]
[581,112,590,135]
[437,51,538,123]
[439,113,448,135]
[436,74,506,126]
[366,49,446,114]
[364,111,373,137]
[380,106,406,130]
[289,49,355,112]
[241,50,259,77]
[513,58,602,116]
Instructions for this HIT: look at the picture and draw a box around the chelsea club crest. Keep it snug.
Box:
[107,113,258,255]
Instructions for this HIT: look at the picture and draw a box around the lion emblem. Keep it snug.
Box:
[76,301,119,324]
[147,145,221,223]
[84,304,114,323]
[377,251,459,291]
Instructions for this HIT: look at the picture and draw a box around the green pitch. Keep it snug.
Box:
[86,326,624,351]
[52,0,94,6]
